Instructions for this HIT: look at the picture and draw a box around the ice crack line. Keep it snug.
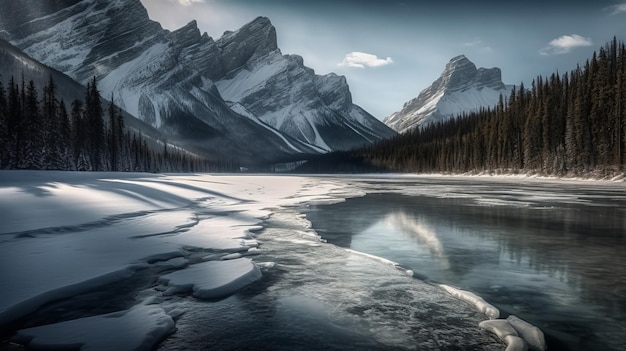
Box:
[3,196,231,240]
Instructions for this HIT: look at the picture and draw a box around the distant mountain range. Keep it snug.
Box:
[384,55,513,133]
[0,0,395,165]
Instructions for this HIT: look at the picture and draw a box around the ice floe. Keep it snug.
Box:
[158,258,262,299]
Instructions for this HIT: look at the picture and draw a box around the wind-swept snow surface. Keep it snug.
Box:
[0,171,506,350]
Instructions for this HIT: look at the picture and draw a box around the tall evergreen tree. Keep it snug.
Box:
[0,80,7,168]
[70,99,87,171]
[58,99,71,170]
[22,80,43,169]
[42,76,62,170]
[85,77,105,171]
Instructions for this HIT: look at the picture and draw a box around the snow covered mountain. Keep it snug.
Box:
[0,0,393,162]
[384,55,513,134]
[215,17,395,151]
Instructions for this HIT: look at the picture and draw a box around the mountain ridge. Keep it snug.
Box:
[0,0,394,163]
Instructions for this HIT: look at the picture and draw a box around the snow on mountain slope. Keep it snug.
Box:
[385,55,513,133]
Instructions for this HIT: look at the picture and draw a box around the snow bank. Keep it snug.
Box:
[158,258,262,299]
[507,315,546,351]
[439,284,500,319]
[13,303,175,351]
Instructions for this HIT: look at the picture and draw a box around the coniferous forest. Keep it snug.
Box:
[0,76,236,172]
[299,38,626,177]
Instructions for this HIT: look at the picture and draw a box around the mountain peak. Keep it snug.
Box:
[172,19,200,37]
[250,16,273,28]
[440,55,479,91]
[216,16,278,76]
[384,55,512,133]
[449,54,470,64]
[183,20,198,29]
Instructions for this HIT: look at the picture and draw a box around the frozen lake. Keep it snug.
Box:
[2,172,624,350]
[306,176,626,351]
[0,172,505,351]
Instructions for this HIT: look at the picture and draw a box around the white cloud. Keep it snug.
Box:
[338,52,393,68]
[172,0,204,6]
[606,2,626,15]
[539,34,593,55]
[463,38,482,47]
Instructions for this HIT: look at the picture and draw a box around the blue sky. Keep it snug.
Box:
[141,0,626,120]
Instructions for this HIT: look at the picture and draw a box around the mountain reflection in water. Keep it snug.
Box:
[307,184,626,351]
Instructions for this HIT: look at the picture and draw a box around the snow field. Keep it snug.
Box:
[1,171,348,349]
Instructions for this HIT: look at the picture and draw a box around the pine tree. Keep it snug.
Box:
[85,77,104,171]
[58,100,71,170]
[108,94,119,171]
[71,99,87,171]
[0,80,7,168]
[6,77,22,168]
[23,80,43,169]
[42,76,62,170]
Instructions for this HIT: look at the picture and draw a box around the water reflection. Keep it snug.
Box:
[383,212,450,271]
[307,188,626,351]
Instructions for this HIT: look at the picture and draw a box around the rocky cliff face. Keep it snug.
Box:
[0,0,393,162]
[384,55,513,133]
[215,18,395,151]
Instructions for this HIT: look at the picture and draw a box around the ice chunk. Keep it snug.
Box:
[479,319,518,341]
[158,258,262,299]
[507,315,546,351]
[241,239,260,247]
[221,253,242,260]
[13,303,175,351]
[153,257,189,269]
[256,262,276,269]
[345,248,400,267]
[439,284,499,319]
[504,335,529,351]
